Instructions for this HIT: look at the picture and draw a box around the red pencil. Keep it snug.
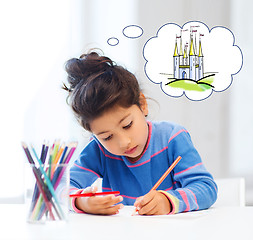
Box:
[69,191,120,198]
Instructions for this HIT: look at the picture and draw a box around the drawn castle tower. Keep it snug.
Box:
[173,31,204,80]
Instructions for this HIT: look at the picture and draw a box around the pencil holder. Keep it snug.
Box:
[25,163,70,223]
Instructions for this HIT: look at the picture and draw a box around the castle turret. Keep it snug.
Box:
[195,34,199,80]
[173,40,179,79]
[189,35,196,80]
[198,37,204,79]
[183,45,188,65]
[179,36,184,65]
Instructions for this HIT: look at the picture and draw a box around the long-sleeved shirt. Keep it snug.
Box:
[69,121,217,214]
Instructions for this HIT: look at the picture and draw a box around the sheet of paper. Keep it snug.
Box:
[114,205,211,219]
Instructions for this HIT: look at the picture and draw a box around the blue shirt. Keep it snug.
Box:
[70,121,217,213]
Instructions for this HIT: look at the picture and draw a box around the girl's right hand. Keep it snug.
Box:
[75,186,124,215]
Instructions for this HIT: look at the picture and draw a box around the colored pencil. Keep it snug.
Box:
[51,143,65,172]
[40,141,45,162]
[58,145,69,164]
[133,156,182,215]
[63,142,77,164]
[69,191,120,198]
[48,147,53,179]
[42,143,49,164]
[151,156,182,191]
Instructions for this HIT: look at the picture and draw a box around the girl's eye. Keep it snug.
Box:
[103,135,113,141]
[123,121,133,129]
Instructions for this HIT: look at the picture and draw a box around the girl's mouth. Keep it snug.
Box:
[124,146,138,155]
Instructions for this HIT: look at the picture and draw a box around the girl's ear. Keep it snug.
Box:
[139,92,148,117]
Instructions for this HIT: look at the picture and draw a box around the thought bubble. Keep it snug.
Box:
[143,21,243,101]
[123,25,143,38]
[107,37,119,46]
[107,25,144,46]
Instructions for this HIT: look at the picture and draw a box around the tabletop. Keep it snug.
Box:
[1,204,253,240]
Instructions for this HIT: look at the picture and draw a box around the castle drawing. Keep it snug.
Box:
[173,31,204,80]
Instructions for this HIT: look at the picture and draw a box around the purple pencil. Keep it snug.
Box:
[53,142,77,190]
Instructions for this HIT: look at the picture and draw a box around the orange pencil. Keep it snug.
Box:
[133,156,182,215]
[151,156,182,191]
[51,143,65,175]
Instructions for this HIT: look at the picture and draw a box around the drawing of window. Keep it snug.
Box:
[182,71,187,79]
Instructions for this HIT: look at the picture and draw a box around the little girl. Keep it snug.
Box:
[63,50,217,215]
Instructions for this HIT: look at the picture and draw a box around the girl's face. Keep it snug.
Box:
[90,100,149,162]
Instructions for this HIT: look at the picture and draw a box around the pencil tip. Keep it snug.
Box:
[21,141,27,148]
[67,141,78,148]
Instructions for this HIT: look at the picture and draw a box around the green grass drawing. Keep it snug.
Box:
[165,74,215,92]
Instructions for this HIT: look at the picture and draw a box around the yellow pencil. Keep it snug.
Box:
[51,143,65,175]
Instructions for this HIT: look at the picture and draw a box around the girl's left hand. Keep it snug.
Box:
[134,190,171,215]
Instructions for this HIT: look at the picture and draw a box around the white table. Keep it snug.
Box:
[1,204,253,240]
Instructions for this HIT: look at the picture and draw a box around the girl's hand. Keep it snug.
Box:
[134,190,171,215]
[75,186,124,215]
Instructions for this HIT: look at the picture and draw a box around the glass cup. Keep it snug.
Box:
[25,163,69,223]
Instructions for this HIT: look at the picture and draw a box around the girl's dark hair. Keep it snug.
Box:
[63,50,141,131]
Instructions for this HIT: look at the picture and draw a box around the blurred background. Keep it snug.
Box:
[0,0,252,205]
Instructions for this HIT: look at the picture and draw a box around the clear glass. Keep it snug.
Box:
[25,163,69,223]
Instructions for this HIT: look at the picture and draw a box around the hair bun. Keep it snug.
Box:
[65,51,114,91]
[63,49,141,131]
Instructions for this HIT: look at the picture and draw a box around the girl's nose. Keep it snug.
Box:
[118,133,131,149]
